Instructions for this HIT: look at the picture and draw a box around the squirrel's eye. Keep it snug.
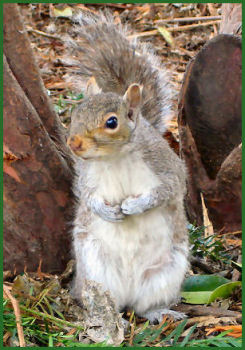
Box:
[105,116,118,129]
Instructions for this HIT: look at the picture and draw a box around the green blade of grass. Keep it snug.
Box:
[172,319,188,345]
[19,305,84,331]
[160,319,187,345]
[147,322,168,343]
[179,323,197,347]
[48,335,54,347]
[133,327,153,345]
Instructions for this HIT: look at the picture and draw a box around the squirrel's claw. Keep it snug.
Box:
[121,195,150,215]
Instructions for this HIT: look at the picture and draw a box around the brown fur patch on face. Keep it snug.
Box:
[67,134,96,156]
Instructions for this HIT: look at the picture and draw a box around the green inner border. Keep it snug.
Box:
[242,0,244,346]
[1,1,243,349]
[0,2,3,350]
[1,0,243,4]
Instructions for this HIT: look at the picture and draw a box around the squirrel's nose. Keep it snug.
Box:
[67,135,83,152]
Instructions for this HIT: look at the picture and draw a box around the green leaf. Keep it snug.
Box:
[182,275,229,292]
[157,26,174,47]
[181,275,241,304]
[181,291,213,304]
[53,6,73,18]
[208,281,241,303]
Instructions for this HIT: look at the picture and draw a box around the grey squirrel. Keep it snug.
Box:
[66,12,189,323]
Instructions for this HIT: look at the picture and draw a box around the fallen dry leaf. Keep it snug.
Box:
[225,239,242,247]
[206,325,242,338]
[176,316,237,329]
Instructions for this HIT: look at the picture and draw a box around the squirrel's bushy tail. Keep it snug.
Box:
[65,11,173,133]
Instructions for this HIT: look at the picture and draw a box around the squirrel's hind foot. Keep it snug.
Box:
[141,308,187,324]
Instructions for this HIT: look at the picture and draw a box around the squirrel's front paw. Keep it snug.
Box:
[121,195,151,215]
[102,203,125,222]
[90,197,125,222]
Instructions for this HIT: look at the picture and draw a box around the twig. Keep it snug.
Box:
[128,29,158,39]
[128,310,135,346]
[201,192,214,237]
[37,258,43,280]
[155,15,221,24]
[3,270,14,281]
[175,315,238,329]
[232,255,242,281]
[3,285,26,347]
[26,26,61,41]
[92,3,131,9]
[218,230,242,237]
[168,20,221,32]
[62,98,84,104]
[3,331,12,345]
[177,47,195,58]
[190,256,218,274]
[172,304,241,319]
[128,20,221,38]
[225,246,241,253]
[129,321,135,346]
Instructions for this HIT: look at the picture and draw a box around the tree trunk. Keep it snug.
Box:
[3,4,74,273]
[178,33,241,233]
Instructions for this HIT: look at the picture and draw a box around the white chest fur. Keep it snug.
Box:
[86,152,161,203]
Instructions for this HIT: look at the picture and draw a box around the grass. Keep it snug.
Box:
[126,318,242,347]
[4,299,81,347]
[53,91,84,117]
[3,298,242,347]
[3,298,109,347]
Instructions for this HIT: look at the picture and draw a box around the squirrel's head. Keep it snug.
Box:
[67,82,142,160]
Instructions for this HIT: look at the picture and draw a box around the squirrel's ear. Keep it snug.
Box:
[86,76,102,95]
[123,83,142,109]
[123,84,142,123]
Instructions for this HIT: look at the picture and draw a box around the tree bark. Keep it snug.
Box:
[3,4,74,273]
[178,34,241,233]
